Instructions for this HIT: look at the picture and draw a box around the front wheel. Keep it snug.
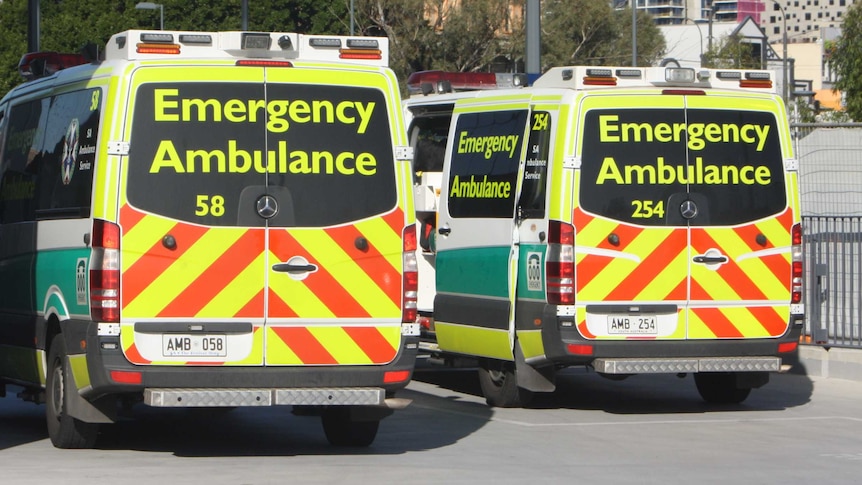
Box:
[477,359,533,408]
[46,334,99,448]
[321,407,380,447]
[694,372,752,404]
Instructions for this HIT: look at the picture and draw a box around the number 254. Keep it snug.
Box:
[196,195,225,217]
[631,200,665,218]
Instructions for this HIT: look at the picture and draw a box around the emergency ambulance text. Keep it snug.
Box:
[598,114,771,152]
[596,156,771,186]
[457,131,520,159]
[153,89,376,134]
[149,140,377,176]
[449,175,511,199]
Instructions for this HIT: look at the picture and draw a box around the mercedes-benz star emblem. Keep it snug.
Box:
[256,195,278,219]
[679,199,698,220]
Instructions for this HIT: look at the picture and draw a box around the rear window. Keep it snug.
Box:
[128,82,396,227]
[446,109,528,219]
[580,108,786,226]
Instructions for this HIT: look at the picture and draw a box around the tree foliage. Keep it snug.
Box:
[0,0,666,97]
[830,1,862,121]
[701,33,761,69]
[538,0,665,68]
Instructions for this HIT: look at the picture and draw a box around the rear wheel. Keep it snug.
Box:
[694,372,752,404]
[477,359,533,408]
[46,335,99,449]
[321,407,380,447]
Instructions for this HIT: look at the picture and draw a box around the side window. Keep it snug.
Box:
[518,111,551,219]
[409,111,452,176]
[0,88,100,224]
[446,110,528,219]
[0,98,49,224]
[34,88,100,219]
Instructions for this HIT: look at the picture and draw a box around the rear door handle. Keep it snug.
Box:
[272,263,318,273]
[438,227,451,235]
[692,255,728,264]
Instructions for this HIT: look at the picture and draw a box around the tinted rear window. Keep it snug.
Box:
[128,82,396,227]
[580,108,786,226]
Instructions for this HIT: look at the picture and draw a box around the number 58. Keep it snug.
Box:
[196,194,225,217]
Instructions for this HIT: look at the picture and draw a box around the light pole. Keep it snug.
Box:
[769,0,789,103]
[687,19,706,67]
[135,2,164,30]
[632,0,638,66]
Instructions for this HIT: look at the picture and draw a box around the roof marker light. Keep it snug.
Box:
[136,43,180,55]
[347,38,379,49]
[309,38,342,48]
[179,34,212,45]
[615,69,642,78]
[140,32,173,43]
[716,71,742,80]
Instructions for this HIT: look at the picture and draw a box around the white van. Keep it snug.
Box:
[0,30,418,448]
[406,66,803,407]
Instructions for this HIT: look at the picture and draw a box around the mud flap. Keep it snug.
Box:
[514,343,556,392]
[65,357,116,424]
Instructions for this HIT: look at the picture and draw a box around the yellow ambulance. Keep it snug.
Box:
[411,66,803,407]
[0,30,418,448]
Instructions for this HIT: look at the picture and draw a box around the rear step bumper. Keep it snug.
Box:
[144,387,411,408]
[593,356,781,374]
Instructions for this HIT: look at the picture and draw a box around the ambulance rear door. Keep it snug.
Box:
[575,92,793,341]
[120,64,405,367]
[434,99,530,360]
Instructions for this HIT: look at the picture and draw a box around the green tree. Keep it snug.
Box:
[538,0,665,68]
[0,0,348,95]
[700,33,760,69]
[829,1,862,121]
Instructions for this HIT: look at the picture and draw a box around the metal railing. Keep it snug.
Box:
[803,216,862,347]
[795,123,862,347]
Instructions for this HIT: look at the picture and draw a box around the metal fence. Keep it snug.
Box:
[796,123,862,347]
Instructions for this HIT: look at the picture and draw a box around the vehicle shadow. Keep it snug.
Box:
[412,363,815,414]
[0,389,48,451]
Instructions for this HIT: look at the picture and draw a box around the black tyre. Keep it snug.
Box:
[46,335,99,449]
[321,407,379,447]
[477,359,533,408]
[694,372,752,404]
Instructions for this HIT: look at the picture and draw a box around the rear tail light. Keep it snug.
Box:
[402,225,418,323]
[791,222,803,304]
[547,220,575,305]
[90,220,121,323]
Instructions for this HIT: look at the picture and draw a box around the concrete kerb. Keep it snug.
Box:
[792,344,862,381]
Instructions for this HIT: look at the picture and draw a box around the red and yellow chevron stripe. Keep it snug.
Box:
[117,204,405,365]
[572,207,793,341]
